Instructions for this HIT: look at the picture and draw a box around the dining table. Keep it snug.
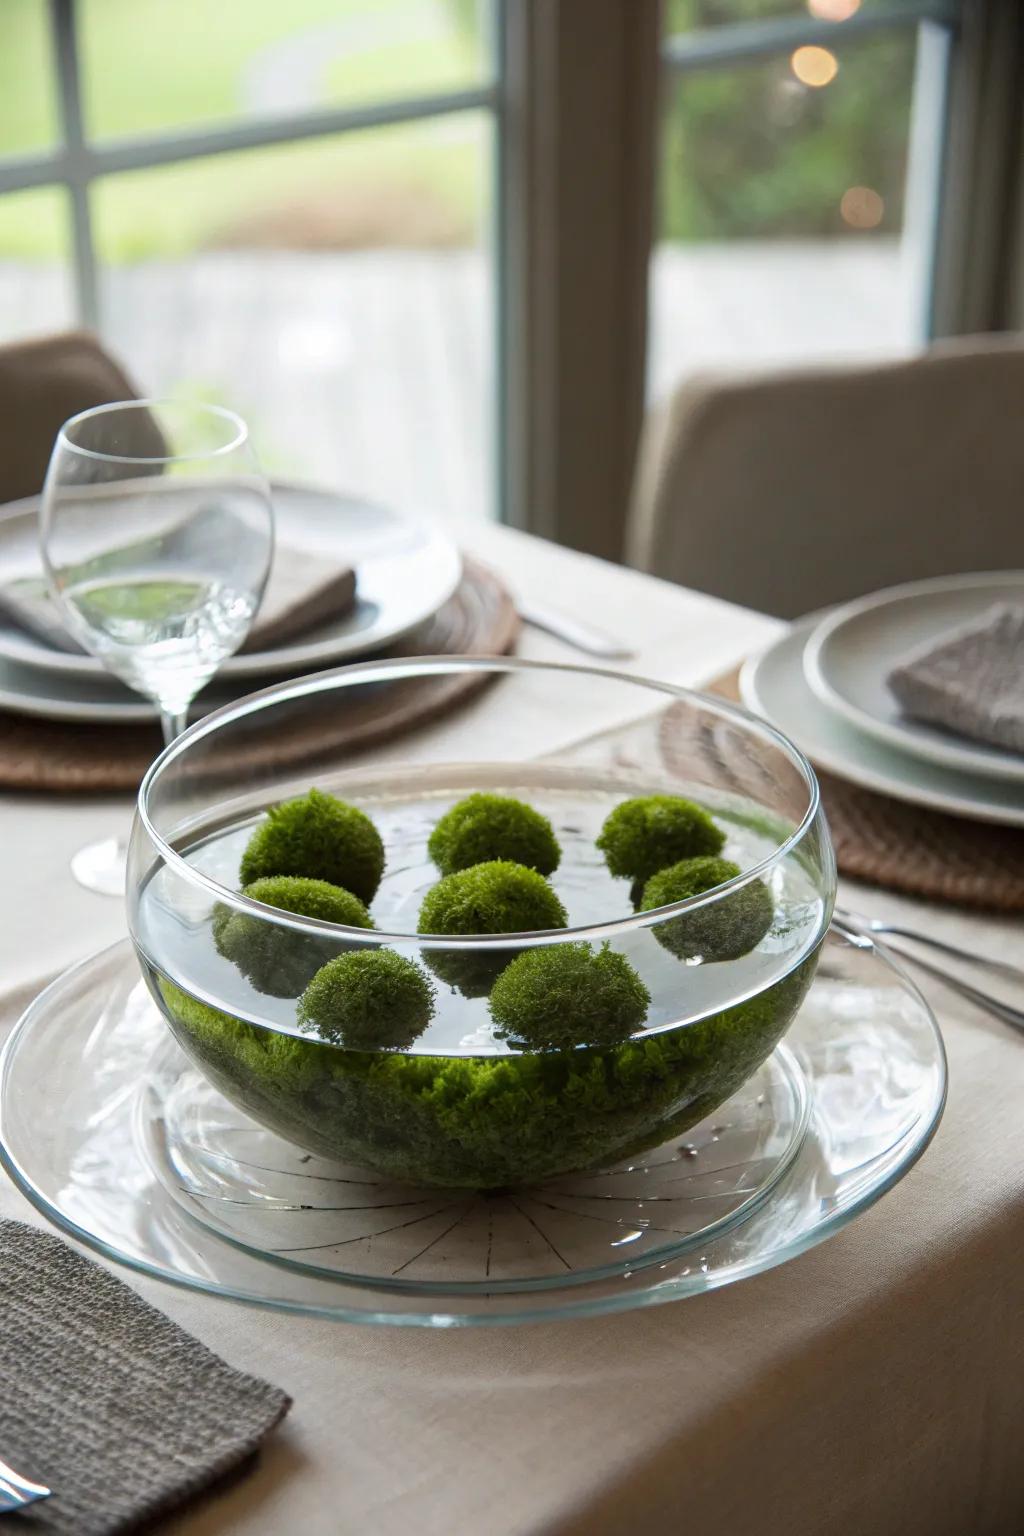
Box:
[1,519,1021,1536]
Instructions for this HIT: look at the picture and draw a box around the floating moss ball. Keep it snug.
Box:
[641,856,774,962]
[428,793,561,877]
[213,876,374,998]
[490,942,650,1051]
[298,950,435,1051]
[239,788,385,903]
[418,860,568,997]
[597,794,725,885]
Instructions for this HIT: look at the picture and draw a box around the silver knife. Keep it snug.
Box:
[517,598,635,660]
[0,1456,51,1512]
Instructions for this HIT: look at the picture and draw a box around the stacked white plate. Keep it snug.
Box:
[740,571,1024,828]
[0,483,462,724]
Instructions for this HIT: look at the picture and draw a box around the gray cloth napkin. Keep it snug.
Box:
[0,1218,290,1535]
[0,543,356,657]
[887,602,1024,754]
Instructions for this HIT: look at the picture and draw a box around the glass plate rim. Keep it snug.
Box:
[0,925,947,1327]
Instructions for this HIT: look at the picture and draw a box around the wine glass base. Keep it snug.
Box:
[70,837,127,896]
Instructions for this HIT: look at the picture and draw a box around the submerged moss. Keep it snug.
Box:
[642,857,775,963]
[155,948,819,1190]
[417,860,568,998]
[489,942,650,1051]
[298,950,435,1051]
[213,876,374,998]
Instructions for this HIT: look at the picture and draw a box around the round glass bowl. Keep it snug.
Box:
[126,658,836,1192]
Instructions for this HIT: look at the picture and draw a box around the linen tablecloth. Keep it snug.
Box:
[1,523,1022,1535]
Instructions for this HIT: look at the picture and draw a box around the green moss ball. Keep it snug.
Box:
[490,942,650,1051]
[597,794,725,884]
[428,793,561,877]
[213,876,374,998]
[641,856,774,962]
[239,788,385,903]
[418,860,567,936]
[298,950,435,1051]
[418,859,568,998]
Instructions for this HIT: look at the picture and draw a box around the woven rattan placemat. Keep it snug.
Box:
[0,556,518,793]
[709,669,1024,912]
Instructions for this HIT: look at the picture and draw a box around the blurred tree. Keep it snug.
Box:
[660,0,915,239]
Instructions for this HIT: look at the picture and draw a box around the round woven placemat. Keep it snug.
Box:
[708,669,1024,912]
[0,557,519,794]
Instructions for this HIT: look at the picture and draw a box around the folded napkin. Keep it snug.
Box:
[0,543,357,657]
[0,1218,290,1536]
[887,602,1024,754]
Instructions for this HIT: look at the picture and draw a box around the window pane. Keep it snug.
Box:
[91,115,494,522]
[0,188,74,344]
[0,0,59,158]
[649,29,929,398]
[79,0,490,142]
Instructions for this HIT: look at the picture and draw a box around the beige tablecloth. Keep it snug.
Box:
[2,900,1022,1536]
[1,524,1022,1535]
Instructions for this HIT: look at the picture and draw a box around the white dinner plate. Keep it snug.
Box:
[803,571,1024,784]
[741,615,1024,827]
[0,482,462,681]
[0,649,239,723]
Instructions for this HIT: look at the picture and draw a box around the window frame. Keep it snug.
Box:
[0,0,501,331]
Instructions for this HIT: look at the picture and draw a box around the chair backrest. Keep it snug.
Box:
[627,337,1024,618]
[0,331,145,505]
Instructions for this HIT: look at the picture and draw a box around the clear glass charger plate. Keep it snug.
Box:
[0,925,945,1327]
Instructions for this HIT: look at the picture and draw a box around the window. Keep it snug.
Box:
[649,1,959,401]
[1,1,1014,557]
[0,0,498,523]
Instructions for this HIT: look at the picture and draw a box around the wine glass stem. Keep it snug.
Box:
[160,708,188,747]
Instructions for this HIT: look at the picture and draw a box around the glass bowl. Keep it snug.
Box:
[126,657,836,1191]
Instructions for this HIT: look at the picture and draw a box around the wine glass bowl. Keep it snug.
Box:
[39,399,274,894]
[126,658,836,1193]
[40,400,273,745]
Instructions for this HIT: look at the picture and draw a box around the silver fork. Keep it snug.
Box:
[835,906,1024,981]
[836,906,1024,1034]
[0,1455,50,1511]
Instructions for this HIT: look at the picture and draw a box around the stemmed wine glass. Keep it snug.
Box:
[40,399,274,894]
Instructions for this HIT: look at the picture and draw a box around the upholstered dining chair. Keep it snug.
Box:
[0,330,148,505]
[627,336,1024,618]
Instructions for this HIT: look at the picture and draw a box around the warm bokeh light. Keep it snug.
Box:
[791,46,839,87]
[840,185,884,228]
[807,0,861,19]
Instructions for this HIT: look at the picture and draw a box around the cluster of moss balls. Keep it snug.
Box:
[161,784,793,1189]
[210,785,773,1054]
[596,795,774,965]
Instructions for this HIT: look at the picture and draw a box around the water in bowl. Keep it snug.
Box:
[132,763,827,1058]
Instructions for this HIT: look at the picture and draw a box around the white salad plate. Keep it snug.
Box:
[803,571,1024,785]
[0,482,462,682]
[741,615,1024,827]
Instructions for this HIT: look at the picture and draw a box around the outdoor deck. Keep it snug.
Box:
[0,240,917,522]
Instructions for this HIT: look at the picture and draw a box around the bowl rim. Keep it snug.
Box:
[134,654,827,947]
